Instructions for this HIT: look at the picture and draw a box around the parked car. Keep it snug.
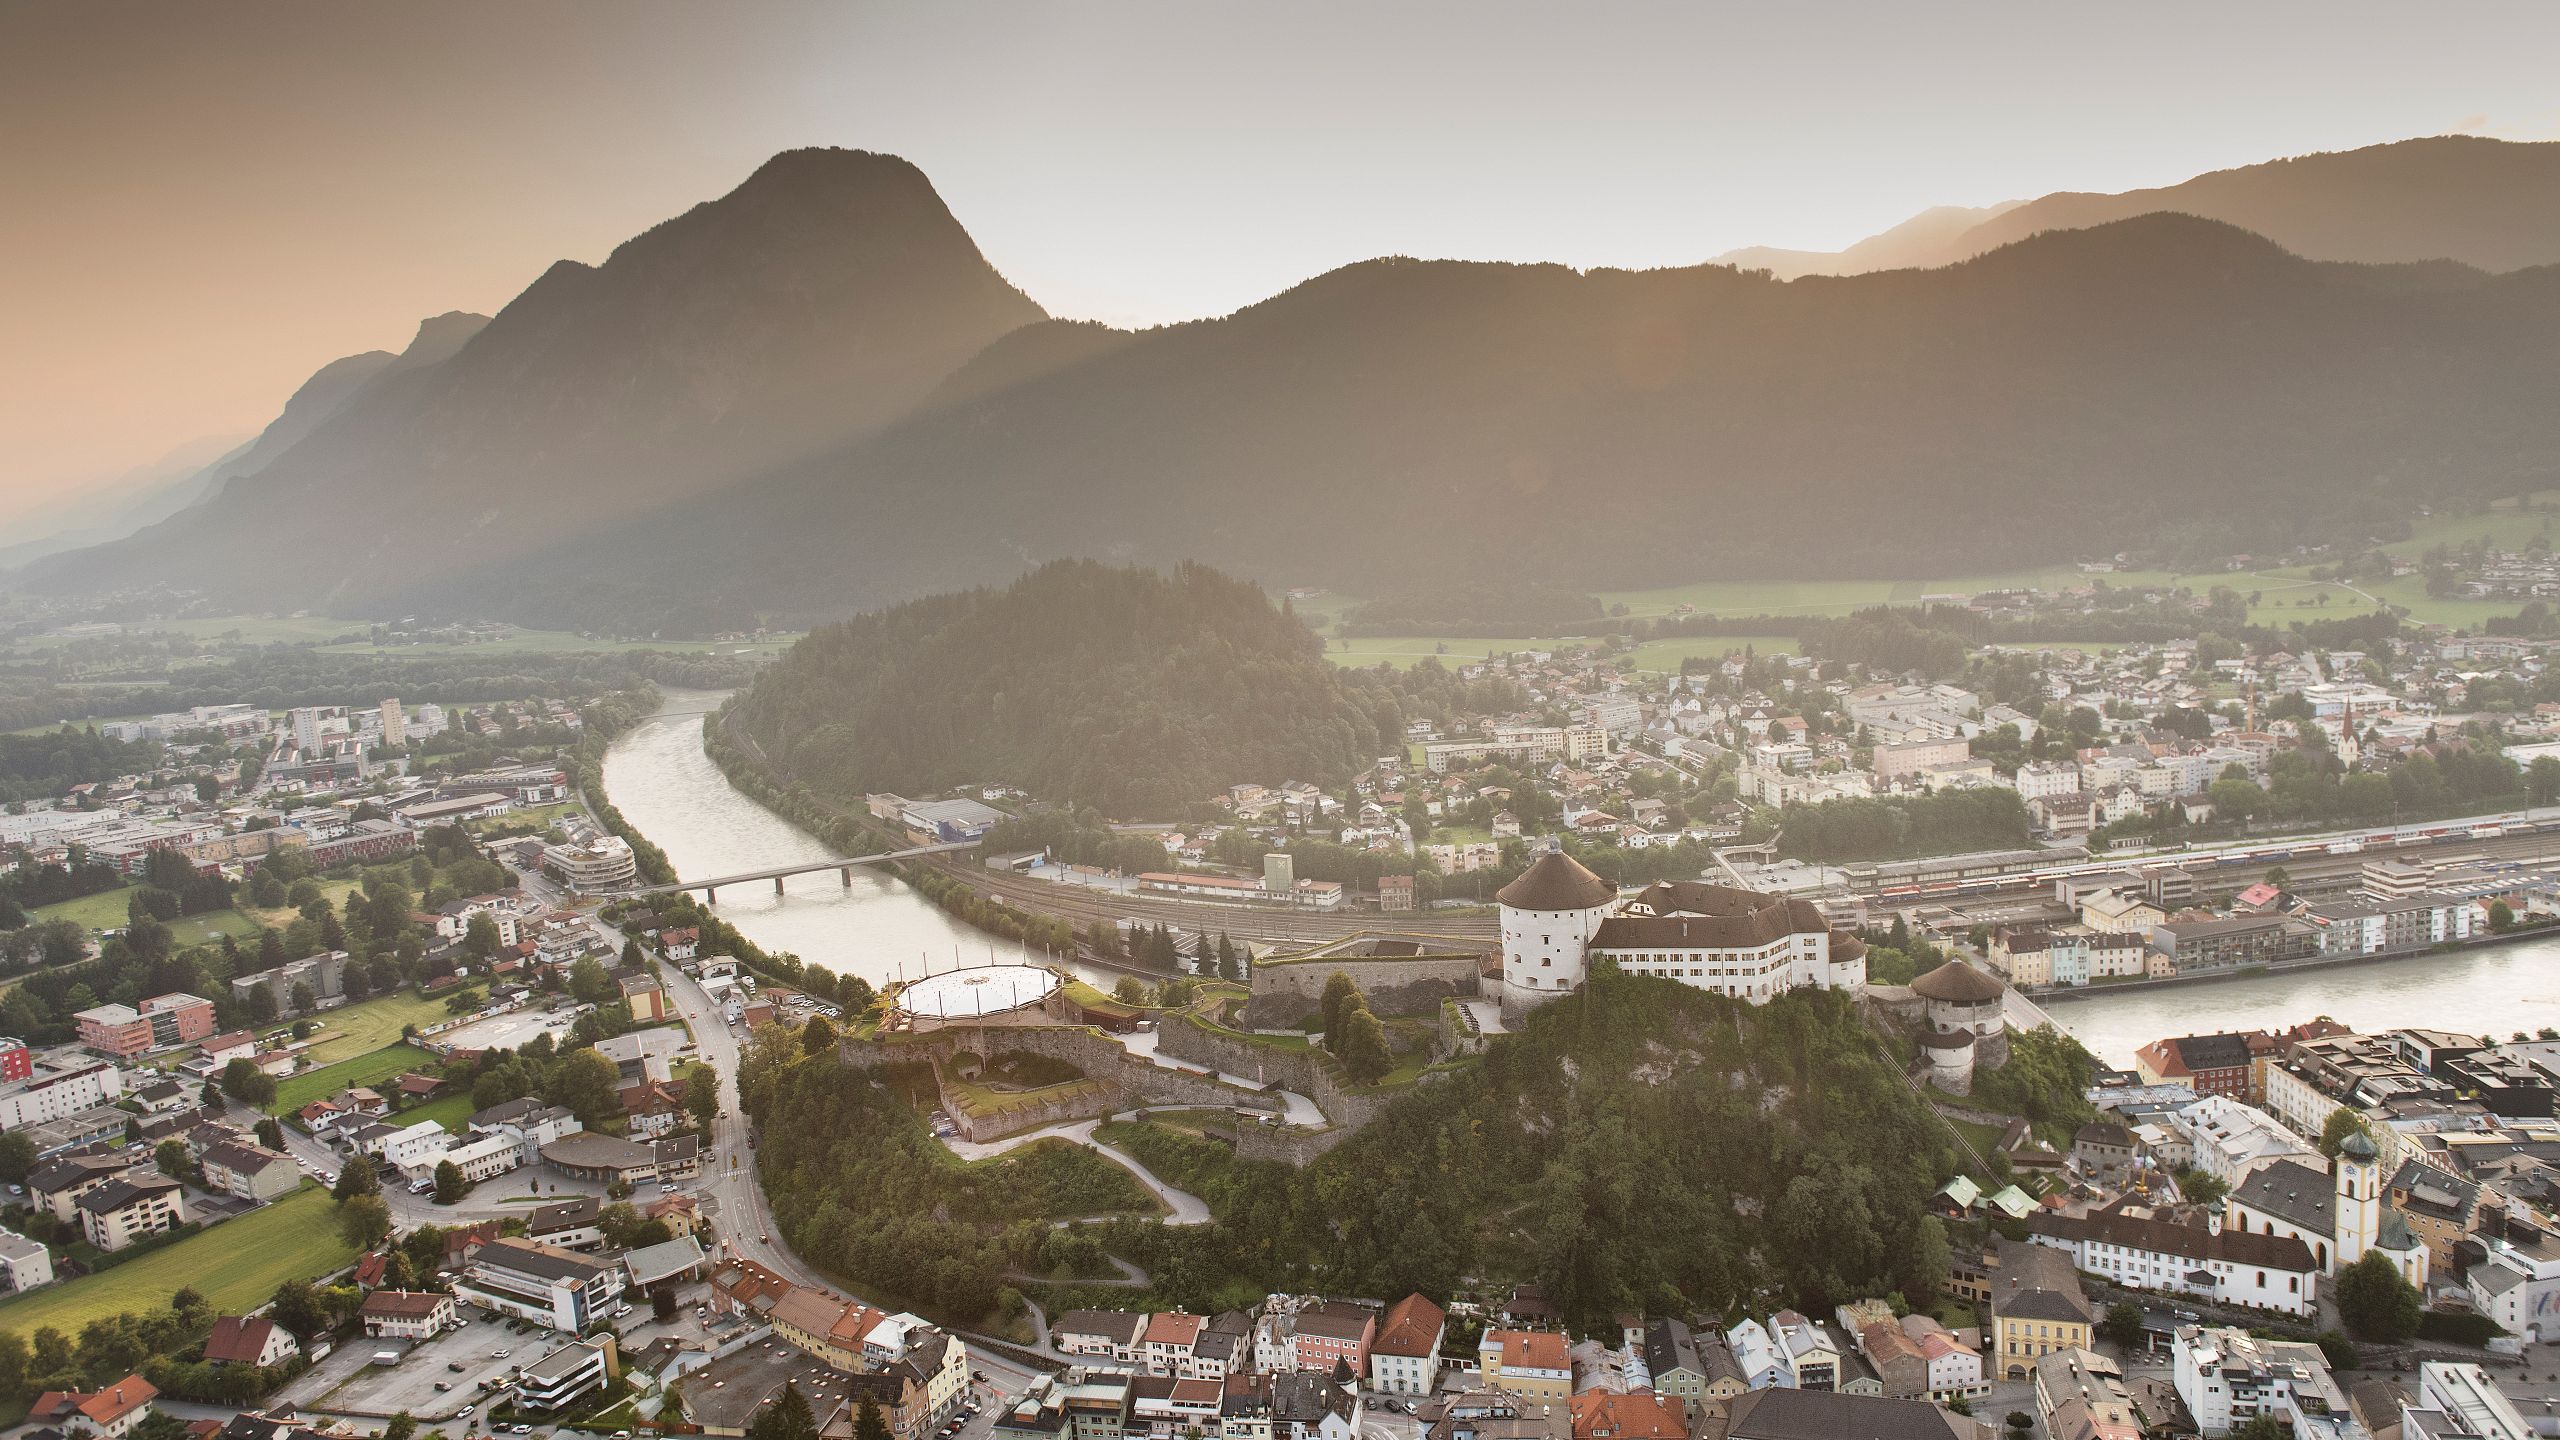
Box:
[449,1362,466,1372]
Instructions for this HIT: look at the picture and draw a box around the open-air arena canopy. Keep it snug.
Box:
[889,963,1065,1030]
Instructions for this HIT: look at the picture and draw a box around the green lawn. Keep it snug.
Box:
[298,992,450,1066]
[29,888,266,947]
[397,1092,477,1133]
[0,1185,356,1335]
[274,1042,441,1114]
[29,888,138,932]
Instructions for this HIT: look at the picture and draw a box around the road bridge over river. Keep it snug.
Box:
[609,840,980,900]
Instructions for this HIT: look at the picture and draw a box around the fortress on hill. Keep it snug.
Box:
[1492,850,1870,1011]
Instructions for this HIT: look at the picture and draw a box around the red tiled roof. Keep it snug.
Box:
[1373,1294,1447,1358]
[1569,1391,1687,1440]
[203,1316,282,1364]
[1145,1312,1206,1347]
[1493,1330,1569,1372]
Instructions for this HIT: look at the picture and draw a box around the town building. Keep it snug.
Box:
[2027,1208,2320,1317]
[1479,1330,1572,1400]
[28,1375,159,1439]
[452,1238,625,1330]
[2171,1326,2355,1440]
[1369,1294,1447,1397]
[1722,1388,1990,1440]
[360,1289,460,1339]
[203,1316,298,1368]
[517,1339,614,1413]
[76,1174,186,1252]
[198,1139,300,1202]
[0,1227,54,1292]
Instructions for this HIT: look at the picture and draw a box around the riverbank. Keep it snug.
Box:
[2035,920,2560,1004]
[2037,925,2560,1066]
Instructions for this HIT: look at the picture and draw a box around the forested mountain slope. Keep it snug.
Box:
[727,561,1394,815]
[454,213,2560,631]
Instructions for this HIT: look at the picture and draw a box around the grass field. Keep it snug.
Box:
[298,992,451,1067]
[397,1092,477,1133]
[29,887,267,947]
[1304,500,2560,658]
[274,1042,440,1114]
[5,613,798,665]
[0,1185,356,1335]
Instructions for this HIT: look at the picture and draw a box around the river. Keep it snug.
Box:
[2041,939,2560,1066]
[601,693,2560,1062]
[600,689,1055,990]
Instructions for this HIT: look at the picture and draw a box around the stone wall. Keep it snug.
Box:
[1250,952,1485,1009]
[840,1024,1282,1135]
[1154,1014,1431,1137]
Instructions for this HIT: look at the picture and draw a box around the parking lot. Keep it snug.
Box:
[436,1006,584,1055]
[279,1284,725,1425]
[279,1311,539,1421]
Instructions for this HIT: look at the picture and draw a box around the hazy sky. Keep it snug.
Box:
[5,0,2558,533]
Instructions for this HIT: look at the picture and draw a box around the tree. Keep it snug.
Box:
[434,1160,468,1204]
[0,1131,36,1185]
[1334,1002,1394,1085]
[654,1288,679,1322]
[463,912,503,961]
[155,1138,197,1184]
[256,1118,285,1150]
[801,1015,837,1057]
[2490,899,2517,933]
[750,1381,818,1440]
[1320,971,1365,1049]
[339,1193,394,1250]
[130,1413,190,1440]
[685,1062,721,1131]
[2100,1302,2143,1350]
[289,981,316,1015]
[270,1279,329,1340]
[568,955,613,1005]
[853,1399,892,1440]
[2174,1167,2228,1210]
[1112,976,1149,1006]
[334,1155,381,1200]
[383,1415,418,1440]
[2318,1107,2375,1161]
[222,1057,278,1108]
[2335,1250,2424,1341]
[548,1048,622,1126]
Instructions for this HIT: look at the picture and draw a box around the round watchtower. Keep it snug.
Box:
[1496,850,1617,1012]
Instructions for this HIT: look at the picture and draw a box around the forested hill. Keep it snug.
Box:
[725,561,1392,815]
[752,970,1972,1327]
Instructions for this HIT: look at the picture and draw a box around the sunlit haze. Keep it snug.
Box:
[5,0,2558,529]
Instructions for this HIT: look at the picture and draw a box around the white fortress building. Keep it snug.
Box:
[1495,850,1867,1012]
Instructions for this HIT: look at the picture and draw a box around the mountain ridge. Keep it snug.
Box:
[21,147,1046,606]
[1714,135,2560,279]
[426,211,2560,633]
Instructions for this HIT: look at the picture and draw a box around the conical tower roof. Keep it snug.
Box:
[1495,850,1616,911]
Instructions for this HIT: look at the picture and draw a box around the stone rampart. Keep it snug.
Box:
[1251,952,1485,1004]
[841,1024,1281,1128]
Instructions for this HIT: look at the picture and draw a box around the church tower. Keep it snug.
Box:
[2334,1129,2382,1268]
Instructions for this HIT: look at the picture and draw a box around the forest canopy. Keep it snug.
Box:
[729,560,1395,814]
